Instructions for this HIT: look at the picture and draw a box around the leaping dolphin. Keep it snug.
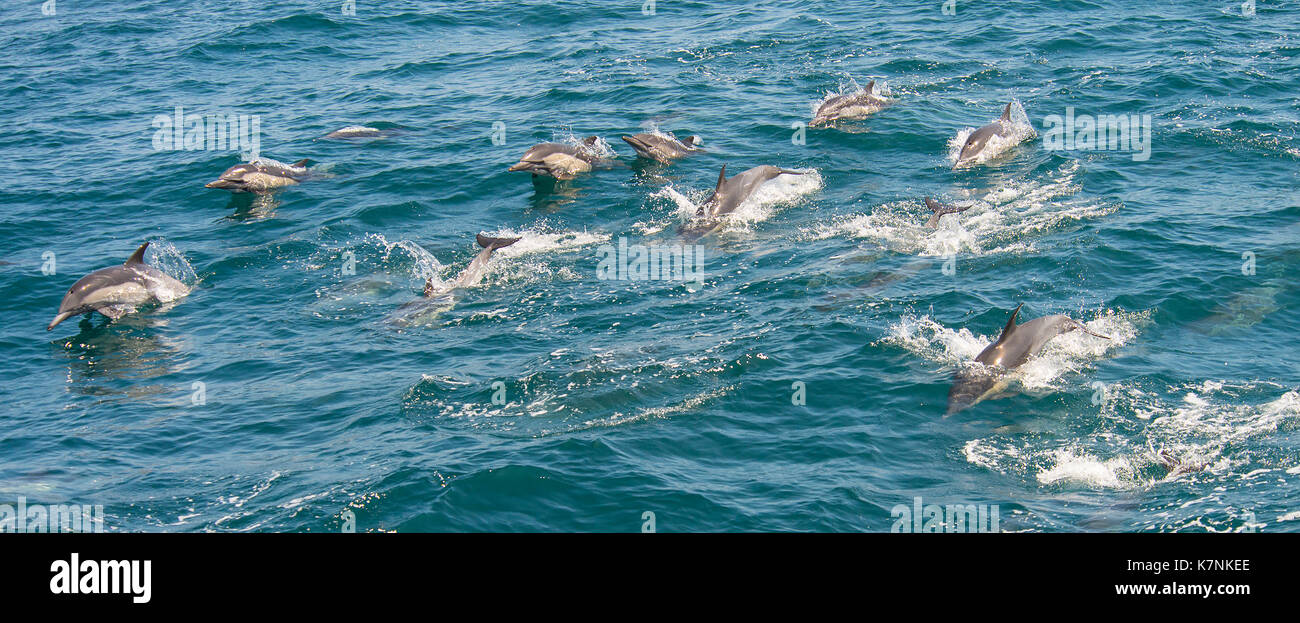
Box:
[205,157,311,193]
[47,242,190,331]
[679,164,806,235]
[701,164,806,217]
[924,197,973,228]
[508,137,603,180]
[621,132,702,163]
[386,233,522,327]
[809,80,890,127]
[954,102,1017,168]
[946,304,1111,414]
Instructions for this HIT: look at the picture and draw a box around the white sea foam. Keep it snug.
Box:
[655,169,823,233]
[803,162,1114,256]
[881,309,1140,392]
[962,384,1300,492]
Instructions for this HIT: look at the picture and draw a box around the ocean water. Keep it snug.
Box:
[1,0,1298,532]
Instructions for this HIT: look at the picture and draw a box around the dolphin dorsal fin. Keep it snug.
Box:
[714,164,727,193]
[422,278,434,297]
[291,159,310,168]
[995,303,1023,342]
[863,80,875,94]
[125,242,150,266]
[1000,102,1013,122]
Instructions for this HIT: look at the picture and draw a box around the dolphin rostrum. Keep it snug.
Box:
[809,80,890,127]
[924,197,973,228]
[387,233,522,327]
[954,102,1016,168]
[507,137,602,180]
[946,304,1111,414]
[621,132,702,163]
[47,242,190,331]
[205,157,311,193]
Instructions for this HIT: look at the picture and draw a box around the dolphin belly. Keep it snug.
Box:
[540,153,592,180]
[239,172,300,192]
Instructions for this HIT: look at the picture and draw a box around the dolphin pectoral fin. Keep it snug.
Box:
[99,305,134,320]
[125,242,150,266]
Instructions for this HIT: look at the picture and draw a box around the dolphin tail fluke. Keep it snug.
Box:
[1000,102,1014,122]
[125,242,150,266]
[476,233,522,251]
[924,197,973,227]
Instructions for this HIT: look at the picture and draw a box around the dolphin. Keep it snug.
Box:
[924,197,973,228]
[324,125,387,139]
[387,233,522,326]
[507,137,602,180]
[700,164,806,217]
[809,80,890,127]
[945,304,1111,414]
[679,164,806,235]
[621,132,702,163]
[1154,448,1208,479]
[954,102,1017,168]
[205,158,311,193]
[47,242,190,331]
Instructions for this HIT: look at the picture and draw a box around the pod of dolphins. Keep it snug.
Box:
[46,78,1119,419]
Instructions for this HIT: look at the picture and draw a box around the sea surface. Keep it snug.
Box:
[1,0,1298,532]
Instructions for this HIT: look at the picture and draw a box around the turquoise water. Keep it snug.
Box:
[1,0,1298,532]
